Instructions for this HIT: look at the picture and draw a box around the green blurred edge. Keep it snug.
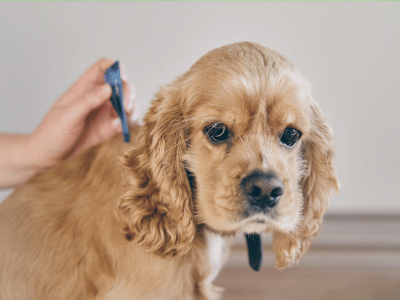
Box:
[1,0,398,2]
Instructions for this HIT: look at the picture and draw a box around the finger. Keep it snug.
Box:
[119,61,128,81]
[122,76,136,114]
[112,118,122,130]
[70,113,122,159]
[72,60,131,109]
[106,77,135,119]
[107,101,118,119]
[68,58,116,97]
[72,84,112,121]
[116,62,135,112]
[81,58,116,85]
[130,99,140,123]
[56,58,115,107]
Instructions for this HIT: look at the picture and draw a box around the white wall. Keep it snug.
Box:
[1,2,399,212]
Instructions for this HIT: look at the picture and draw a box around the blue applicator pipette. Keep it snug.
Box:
[104,61,130,143]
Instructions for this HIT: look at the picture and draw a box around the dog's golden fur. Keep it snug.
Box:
[0,42,339,299]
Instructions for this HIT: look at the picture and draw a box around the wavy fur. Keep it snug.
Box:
[272,101,340,269]
[119,86,196,258]
[0,42,338,299]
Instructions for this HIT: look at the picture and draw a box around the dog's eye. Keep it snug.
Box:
[204,123,230,144]
[280,127,302,148]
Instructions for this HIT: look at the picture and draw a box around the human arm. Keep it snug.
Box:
[0,58,137,189]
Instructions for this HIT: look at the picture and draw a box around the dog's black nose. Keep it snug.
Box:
[241,171,283,209]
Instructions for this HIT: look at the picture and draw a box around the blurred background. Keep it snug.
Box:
[0,2,399,299]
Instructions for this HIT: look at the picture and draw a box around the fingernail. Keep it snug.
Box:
[119,63,128,81]
[131,104,139,122]
[127,100,133,111]
[127,84,136,111]
[102,84,112,94]
[112,118,121,128]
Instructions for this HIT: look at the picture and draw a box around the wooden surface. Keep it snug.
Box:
[215,265,400,300]
[214,213,400,299]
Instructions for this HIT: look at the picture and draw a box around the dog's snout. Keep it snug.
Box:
[241,171,283,209]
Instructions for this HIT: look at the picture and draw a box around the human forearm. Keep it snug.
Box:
[0,133,43,189]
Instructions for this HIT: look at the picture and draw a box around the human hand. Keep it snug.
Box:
[28,58,138,169]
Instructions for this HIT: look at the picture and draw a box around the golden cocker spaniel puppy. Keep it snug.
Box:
[0,42,339,300]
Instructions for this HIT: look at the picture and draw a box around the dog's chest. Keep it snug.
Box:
[203,231,229,284]
[103,232,228,300]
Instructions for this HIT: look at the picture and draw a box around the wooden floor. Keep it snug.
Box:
[215,266,400,300]
[214,214,400,299]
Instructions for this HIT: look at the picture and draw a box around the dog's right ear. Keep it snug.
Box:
[118,85,195,259]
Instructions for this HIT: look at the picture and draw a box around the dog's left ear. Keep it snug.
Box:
[118,85,195,259]
[272,100,340,269]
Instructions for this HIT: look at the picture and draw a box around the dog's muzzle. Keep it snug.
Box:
[241,171,284,271]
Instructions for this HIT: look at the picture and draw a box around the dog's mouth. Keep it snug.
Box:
[240,216,270,272]
[185,168,265,272]
[249,219,266,224]
[240,212,276,229]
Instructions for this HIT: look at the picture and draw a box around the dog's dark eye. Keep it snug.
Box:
[280,127,302,148]
[203,123,230,144]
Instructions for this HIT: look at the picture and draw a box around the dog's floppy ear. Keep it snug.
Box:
[118,85,195,258]
[272,100,340,269]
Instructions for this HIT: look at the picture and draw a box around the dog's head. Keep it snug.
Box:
[119,42,339,268]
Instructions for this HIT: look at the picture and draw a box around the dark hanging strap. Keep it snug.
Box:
[245,233,263,271]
